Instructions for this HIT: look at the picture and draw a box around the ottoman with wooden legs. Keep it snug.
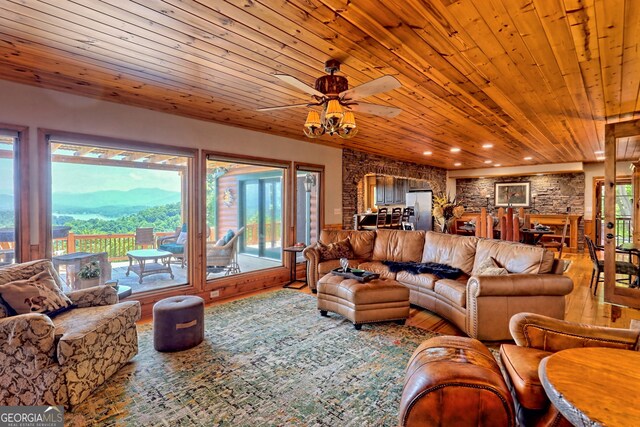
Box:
[317,273,410,330]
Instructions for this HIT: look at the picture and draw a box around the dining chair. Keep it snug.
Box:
[539,214,569,258]
[585,236,636,295]
[389,207,402,229]
[376,207,388,228]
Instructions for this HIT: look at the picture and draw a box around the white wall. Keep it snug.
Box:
[447,161,633,221]
[0,80,344,243]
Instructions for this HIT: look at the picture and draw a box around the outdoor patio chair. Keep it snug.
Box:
[206,227,245,277]
[134,227,155,249]
[158,224,187,268]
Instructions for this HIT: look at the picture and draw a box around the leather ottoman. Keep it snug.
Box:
[317,273,409,330]
[399,336,515,427]
[153,295,205,352]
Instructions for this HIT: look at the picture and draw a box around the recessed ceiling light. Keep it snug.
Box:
[453,162,462,166]
[484,160,492,164]
[594,150,604,154]
[596,156,605,161]
[482,143,494,149]
[494,164,502,167]
[450,147,461,153]
[524,156,533,160]
[423,151,432,155]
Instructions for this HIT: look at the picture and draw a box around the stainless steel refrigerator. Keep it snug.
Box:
[405,190,433,231]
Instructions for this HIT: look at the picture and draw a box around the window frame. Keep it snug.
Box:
[293,162,325,247]
[203,150,291,289]
[38,128,200,296]
[0,123,30,263]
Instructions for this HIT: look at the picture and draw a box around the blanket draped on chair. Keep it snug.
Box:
[382,261,463,280]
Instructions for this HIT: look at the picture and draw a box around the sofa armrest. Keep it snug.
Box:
[303,246,320,291]
[510,312,640,352]
[66,285,118,308]
[0,313,56,370]
[467,274,573,297]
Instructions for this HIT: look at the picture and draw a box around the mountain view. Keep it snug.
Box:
[0,188,182,234]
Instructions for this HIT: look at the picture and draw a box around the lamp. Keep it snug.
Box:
[303,99,358,139]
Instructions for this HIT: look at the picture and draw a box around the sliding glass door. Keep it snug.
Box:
[240,177,282,259]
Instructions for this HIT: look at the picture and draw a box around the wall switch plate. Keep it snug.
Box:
[210,290,220,298]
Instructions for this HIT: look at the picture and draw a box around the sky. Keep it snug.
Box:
[0,158,12,194]
[0,159,182,196]
[51,163,181,193]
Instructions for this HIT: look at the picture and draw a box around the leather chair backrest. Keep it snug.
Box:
[372,229,426,262]
[421,231,479,274]
[319,230,376,260]
[473,239,555,275]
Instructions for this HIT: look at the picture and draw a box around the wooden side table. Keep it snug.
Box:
[282,246,307,289]
[539,347,640,426]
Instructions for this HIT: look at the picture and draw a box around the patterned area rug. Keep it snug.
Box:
[67,290,439,426]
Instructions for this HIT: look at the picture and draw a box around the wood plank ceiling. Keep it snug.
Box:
[0,0,638,169]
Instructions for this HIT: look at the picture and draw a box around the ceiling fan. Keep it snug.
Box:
[257,59,402,139]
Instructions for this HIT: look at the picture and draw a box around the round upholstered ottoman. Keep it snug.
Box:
[399,336,515,427]
[153,296,205,352]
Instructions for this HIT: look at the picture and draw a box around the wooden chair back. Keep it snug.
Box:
[557,214,571,258]
[135,227,155,248]
[390,208,402,229]
[376,208,388,228]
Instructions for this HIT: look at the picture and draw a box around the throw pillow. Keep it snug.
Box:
[475,257,508,276]
[315,238,354,261]
[0,270,73,315]
[222,229,235,245]
[176,223,188,245]
[215,238,226,246]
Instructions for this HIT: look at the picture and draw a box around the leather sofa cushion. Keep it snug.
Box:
[500,344,552,410]
[473,240,555,275]
[434,279,467,308]
[318,259,366,275]
[396,271,437,290]
[421,232,478,274]
[319,230,375,260]
[372,229,426,262]
[357,261,397,279]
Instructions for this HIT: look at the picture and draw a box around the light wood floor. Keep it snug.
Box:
[142,252,640,332]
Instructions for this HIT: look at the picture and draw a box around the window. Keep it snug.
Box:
[596,179,632,245]
[46,134,193,294]
[295,166,322,261]
[205,156,286,279]
[0,130,19,265]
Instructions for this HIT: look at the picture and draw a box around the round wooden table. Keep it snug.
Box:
[539,347,640,426]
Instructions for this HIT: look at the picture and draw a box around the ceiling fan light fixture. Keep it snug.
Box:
[303,110,325,138]
[325,99,344,120]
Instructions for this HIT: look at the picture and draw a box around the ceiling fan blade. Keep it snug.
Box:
[340,75,401,100]
[274,74,324,97]
[257,103,310,112]
[348,103,402,118]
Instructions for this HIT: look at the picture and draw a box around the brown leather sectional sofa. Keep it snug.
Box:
[303,229,573,341]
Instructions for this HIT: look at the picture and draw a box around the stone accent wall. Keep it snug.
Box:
[342,149,447,229]
[456,173,585,249]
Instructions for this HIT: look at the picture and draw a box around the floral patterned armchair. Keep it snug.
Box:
[0,259,141,407]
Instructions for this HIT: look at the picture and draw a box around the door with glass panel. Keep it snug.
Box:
[295,169,321,260]
[0,131,19,265]
[240,177,282,260]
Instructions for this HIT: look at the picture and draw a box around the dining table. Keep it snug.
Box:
[520,228,553,245]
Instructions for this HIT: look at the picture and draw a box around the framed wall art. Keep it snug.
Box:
[494,182,531,207]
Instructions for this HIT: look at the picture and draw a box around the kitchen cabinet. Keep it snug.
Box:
[375,175,407,205]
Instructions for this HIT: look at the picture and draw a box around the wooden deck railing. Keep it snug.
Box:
[52,224,282,261]
[53,231,176,261]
